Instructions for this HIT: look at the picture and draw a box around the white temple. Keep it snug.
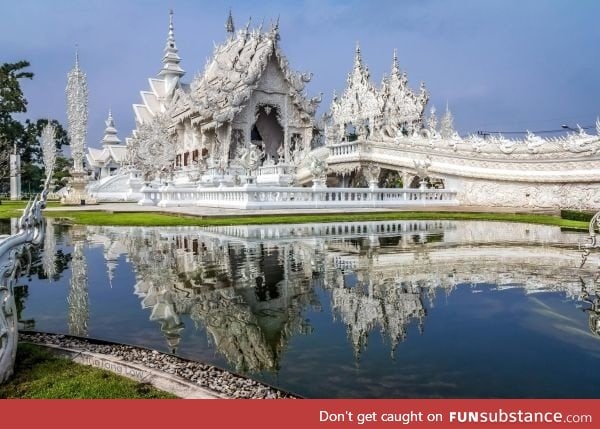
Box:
[85,9,600,210]
[87,110,127,181]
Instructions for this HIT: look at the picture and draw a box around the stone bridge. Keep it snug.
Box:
[297,130,600,210]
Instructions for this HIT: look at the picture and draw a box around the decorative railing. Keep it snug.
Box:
[143,184,457,209]
[257,164,294,176]
[328,141,363,157]
[0,195,47,383]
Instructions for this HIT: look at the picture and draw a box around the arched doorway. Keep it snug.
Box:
[252,105,284,162]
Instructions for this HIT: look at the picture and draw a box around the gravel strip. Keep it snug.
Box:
[20,332,299,399]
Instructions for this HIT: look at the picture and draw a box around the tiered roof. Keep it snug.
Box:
[170,18,318,126]
[87,110,127,167]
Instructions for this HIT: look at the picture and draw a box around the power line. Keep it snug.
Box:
[476,125,593,136]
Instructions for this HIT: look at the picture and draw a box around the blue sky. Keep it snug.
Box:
[2,0,600,149]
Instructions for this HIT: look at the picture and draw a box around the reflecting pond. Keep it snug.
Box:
[14,219,600,398]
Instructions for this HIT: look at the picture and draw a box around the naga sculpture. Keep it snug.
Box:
[0,123,55,383]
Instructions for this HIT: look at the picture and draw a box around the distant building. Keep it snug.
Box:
[86,109,127,180]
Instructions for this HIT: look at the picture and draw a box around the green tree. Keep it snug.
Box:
[52,155,72,190]
[0,61,33,183]
[0,61,33,120]
[0,61,69,193]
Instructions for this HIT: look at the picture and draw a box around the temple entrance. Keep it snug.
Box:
[252,105,284,162]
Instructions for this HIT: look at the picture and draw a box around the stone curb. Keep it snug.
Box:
[23,342,225,399]
[20,332,300,399]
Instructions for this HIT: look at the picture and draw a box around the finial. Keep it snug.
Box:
[168,9,174,37]
[354,41,362,68]
[270,15,281,41]
[159,8,184,80]
[75,44,80,68]
[391,49,400,77]
[226,9,235,34]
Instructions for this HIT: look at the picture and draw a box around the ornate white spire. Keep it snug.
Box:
[331,42,380,126]
[100,108,121,146]
[440,103,455,139]
[354,41,362,69]
[159,9,185,97]
[391,49,400,78]
[66,48,88,173]
[226,9,235,35]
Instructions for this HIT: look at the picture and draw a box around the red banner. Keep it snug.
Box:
[1,399,597,429]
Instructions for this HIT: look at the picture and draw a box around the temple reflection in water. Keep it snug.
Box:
[76,220,600,373]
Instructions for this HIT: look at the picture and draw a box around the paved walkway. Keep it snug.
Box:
[44,202,559,217]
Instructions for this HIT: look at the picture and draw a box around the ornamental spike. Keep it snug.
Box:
[226,9,235,34]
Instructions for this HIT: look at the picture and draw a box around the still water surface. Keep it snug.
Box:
[14,219,600,398]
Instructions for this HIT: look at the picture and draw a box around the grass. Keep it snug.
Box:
[40,209,590,230]
[0,199,591,230]
[0,343,177,399]
[0,200,60,218]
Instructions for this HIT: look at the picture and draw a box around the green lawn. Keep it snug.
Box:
[0,200,60,218]
[0,199,590,230]
[41,209,589,229]
[0,343,176,399]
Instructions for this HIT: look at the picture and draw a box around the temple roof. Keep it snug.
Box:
[170,20,318,126]
[100,109,121,146]
[87,145,128,167]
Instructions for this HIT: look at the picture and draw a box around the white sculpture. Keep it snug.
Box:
[63,50,96,205]
[0,134,55,382]
[41,123,57,188]
[309,156,328,186]
[237,145,261,174]
[66,51,88,174]
[128,113,177,182]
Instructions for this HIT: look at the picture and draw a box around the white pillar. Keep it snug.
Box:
[9,152,21,200]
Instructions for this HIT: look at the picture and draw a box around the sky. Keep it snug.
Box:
[2,0,600,150]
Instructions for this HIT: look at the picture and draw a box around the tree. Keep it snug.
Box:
[0,61,33,183]
[0,61,69,193]
[0,61,33,121]
[52,156,72,190]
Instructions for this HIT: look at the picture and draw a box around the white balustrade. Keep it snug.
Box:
[328,141,362,157]
[149,183,457,209]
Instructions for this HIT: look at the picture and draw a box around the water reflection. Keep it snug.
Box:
[64,220,600,375]
[581,281,600,337]
[15,218,600,396]
[67,229,89,337]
